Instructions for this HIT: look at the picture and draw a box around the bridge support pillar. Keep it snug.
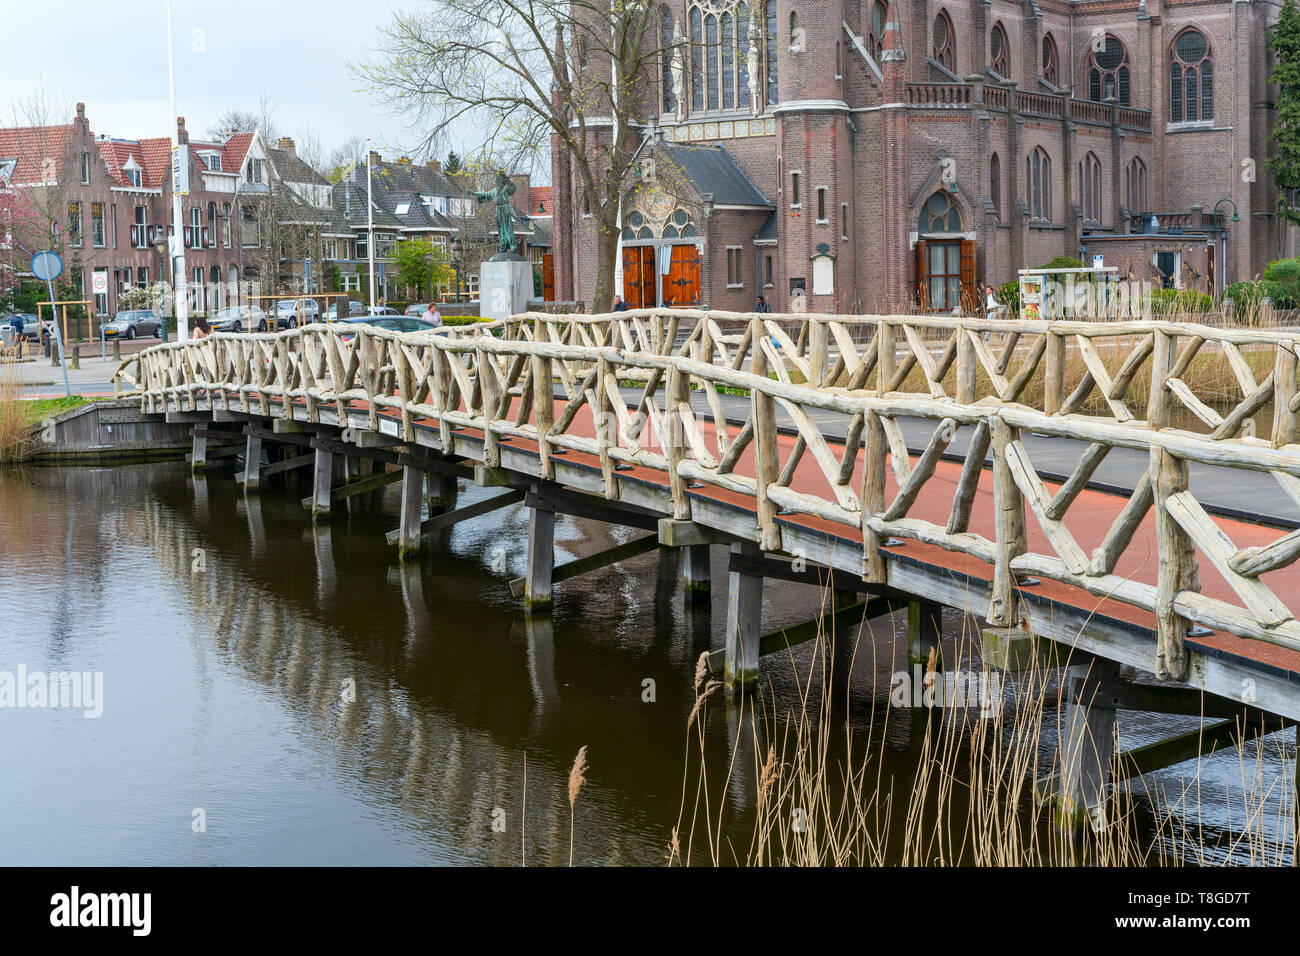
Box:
[725,541,763,694]
[1056,656,1120,833]
[310,448,334,522]
[243,431,263,494]
[525,502,556,611]
[343,455,372,482]
[397,466,425,561]
[191,433,207,474]
[682,545,712,606]
[907,600,943,670]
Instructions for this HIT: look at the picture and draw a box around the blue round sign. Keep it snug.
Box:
[31,250,63,282]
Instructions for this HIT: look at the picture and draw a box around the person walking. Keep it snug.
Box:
[611,295,629,312]
[193,316,213,339]
[422,302,443,328]
[983,283,1001,342]
[9,313,23,357]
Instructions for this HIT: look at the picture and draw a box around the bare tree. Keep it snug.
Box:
[326,136,367,183]
[354,0,670,312]
[205,90,280,142]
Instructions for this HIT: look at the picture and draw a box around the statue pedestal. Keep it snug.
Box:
[479,253,533,322]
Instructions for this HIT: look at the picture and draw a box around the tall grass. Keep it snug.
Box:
[0,361,34,464]
[672,601,1296,866]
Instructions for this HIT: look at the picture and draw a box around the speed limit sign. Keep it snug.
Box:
[91,270,108,294]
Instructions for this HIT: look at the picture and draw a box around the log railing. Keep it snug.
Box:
[113,311,1300,680]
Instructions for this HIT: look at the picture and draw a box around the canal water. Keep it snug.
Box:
[0,462,1292,865]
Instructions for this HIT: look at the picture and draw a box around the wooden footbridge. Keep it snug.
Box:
[111,308,1300,825]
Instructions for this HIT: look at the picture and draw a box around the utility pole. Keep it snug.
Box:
[366,139,376,309]
[165,0,189,341]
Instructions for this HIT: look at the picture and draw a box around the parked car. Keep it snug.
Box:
[340,315,443,342]
[2,313,46,341]
[273,298,321,329]
[325,301,365,322]
[210,305,269,333]
[364,305,400,316]
[102,310,164,339]
[404,303,429,318]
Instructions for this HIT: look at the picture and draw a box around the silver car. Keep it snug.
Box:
[102,310,164,340]
[210,305,268,333]
[274,298,320,329]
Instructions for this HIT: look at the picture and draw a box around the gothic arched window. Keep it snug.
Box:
[1025,147,1052,221]
[1126,157,1148,212]
[1081,152,1102,222]
[933,10,955,72]
[1170,28,1212,123]
[920,191,962,233]
[1042,33,1058,86]
[661,8,676,113]
[868,1,886,60]
[1088,35,1130,106]
[990,22,1009,78]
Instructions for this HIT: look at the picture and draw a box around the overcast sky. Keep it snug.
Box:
[2,0,436,163]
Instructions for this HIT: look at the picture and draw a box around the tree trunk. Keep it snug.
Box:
[592,213,619,314]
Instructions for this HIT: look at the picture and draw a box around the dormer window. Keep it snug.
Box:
[123,157,143,188]
[394,202,411,215]
[201,152,222,171]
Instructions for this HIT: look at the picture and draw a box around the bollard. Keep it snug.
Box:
[113,340,121,361]
[49,341,57,366]
[70,345,80,370]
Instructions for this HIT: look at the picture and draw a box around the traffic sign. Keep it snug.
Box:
[91,270,108,295]
[172,145,189,197]
[30,250,62,282]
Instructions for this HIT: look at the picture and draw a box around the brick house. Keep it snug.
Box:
[551,0,1295,313]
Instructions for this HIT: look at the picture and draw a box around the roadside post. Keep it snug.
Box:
[31,250,71,398]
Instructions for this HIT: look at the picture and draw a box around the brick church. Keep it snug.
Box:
[550,0,1293,313]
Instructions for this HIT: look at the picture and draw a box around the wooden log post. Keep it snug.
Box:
[682,544,712,606]
[861,409,887,584]
[532,354,555,482]
[1056,656,1120,833]
[1147,329,1194,681]
[808,319,829,387]
[525,498,556,611]
[987,415,1027,627]
[907,600,943,670]
[309,447,334,522]
[1044,328,1066,416]
[243,429,263,494]
[955,323,976,405]
[397,465,425,560]
[665,364,692,521]
[1272,339,1297,448]
[748,319,781,553]
[725,540,764,694]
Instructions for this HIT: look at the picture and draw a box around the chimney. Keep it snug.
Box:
[368,150,380,167]
[177,116,189,145]
[75,102,87,132]
[428,159,441,173]
[510,174,531,217]
[277,137,295,155]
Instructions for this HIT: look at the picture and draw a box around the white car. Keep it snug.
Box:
[210,305,269,333]
[274,298,321,328]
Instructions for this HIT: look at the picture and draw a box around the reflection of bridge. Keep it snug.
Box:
[114,309,1300,827]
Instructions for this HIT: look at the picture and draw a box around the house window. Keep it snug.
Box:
[990,22,1009,78]
[246,158,264,183]
[726,246,744,286]
[67,202,82,246]
[123,267,132,288]
[205,153,222,171]
[933,11,955,72]
[790,171,801,206]
[127,167,142,188]
[1088,36,1130,106]
[990,153,1001,221]
[1025,147,1052,221]
[841,203,849,240]
[868,1,886,60]
[91,202,105,246]
[110,204,117,249]
[240,205,259,246]
[80,152,90,185]
[357,234,368,259]
[816,187,827,222]
[138,267,148,287]
[1126,158,1148,212]
[222,203,231,248]
[1170,29,1212,123]
[1042,33,1059,86]
[1081,152,1102,222]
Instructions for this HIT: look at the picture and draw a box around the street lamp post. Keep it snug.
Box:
[1213,198,1240,298]
[154,237,169,339]
[165,0,189,341]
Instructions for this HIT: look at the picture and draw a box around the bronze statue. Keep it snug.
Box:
[473,171,517,256]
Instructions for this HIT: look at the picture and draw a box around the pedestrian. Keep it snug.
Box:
[9,313,23,357]
[611,295,628,312]
[754,294,771,314]
[193,316,213,339]
[422,302,443,328]
[983,283,1001,342]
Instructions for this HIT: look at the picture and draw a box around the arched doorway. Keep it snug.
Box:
[621,207,702,308]
[914,191,975,312]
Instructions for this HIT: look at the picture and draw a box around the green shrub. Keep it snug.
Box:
[1263,257,1300,285]
[1225,279,1296,311]
[1040,256,1084,271]
[996,280,1020,316]
[1149,288,1214,313]
[442,315,489,327]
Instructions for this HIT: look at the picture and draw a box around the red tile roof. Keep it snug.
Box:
[529,185,553,216]
[0,124,75,185]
